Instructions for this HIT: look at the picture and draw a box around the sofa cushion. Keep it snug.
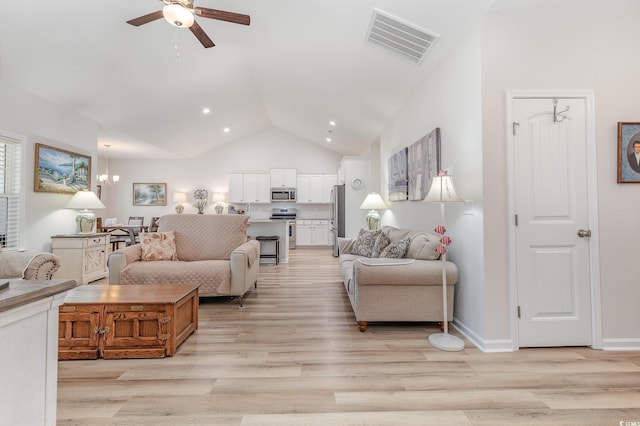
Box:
[406,233,441,260]
[350,229,381,257]
[158,214,249,261]
[337,237,355,255]
[372,232,390,257]
[120,259,231,294]
[140,231,177,261]
[380,238,410,258]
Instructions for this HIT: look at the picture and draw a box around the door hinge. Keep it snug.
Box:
[159,333,171,341]
[515,214,518,226]
[512,122,520,136]
[517,306,521,318]
[159,316,171,324]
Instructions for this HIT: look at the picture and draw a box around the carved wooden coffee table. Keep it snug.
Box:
[58,284,199,360]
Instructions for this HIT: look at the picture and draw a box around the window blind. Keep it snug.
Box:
[0,134,21,250]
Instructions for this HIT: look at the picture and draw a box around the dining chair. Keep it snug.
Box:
[128,216,145,243]
[150,217,160,232]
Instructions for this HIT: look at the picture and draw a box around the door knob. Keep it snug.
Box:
[577,229,591,238]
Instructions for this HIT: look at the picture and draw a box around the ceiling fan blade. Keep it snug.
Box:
[190,21,215,48]
[127,10,164,26]
[193,8,251,26]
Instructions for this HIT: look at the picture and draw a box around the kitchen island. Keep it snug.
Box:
[247,219,290,264]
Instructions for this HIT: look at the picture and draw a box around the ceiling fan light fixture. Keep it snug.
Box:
[163,4,194,28]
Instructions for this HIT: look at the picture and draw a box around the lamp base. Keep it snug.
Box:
[175,205,184,214]
[365,210,380,230]
[75,210,96,234]
[428,332,465,352]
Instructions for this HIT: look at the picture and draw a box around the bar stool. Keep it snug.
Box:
[255,236,280,265]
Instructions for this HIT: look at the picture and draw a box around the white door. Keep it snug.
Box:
[512,97,593,347]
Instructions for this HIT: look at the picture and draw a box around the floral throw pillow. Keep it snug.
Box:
[350,228,381,257]
[380,238,410,258]
[140,231,177,261]
[371,232,390,257]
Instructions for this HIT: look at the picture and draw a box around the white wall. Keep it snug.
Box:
[99,126,343,221]
[0,81,99,252]
[481,3,640,347]
[379,26,486,341]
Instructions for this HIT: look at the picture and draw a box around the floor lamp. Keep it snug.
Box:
[424,171,465,351]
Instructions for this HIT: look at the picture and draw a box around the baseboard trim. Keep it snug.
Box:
[601,338,640,351]
[453,318,515,353]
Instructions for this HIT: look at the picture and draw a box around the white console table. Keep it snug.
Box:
[0,279,76,425]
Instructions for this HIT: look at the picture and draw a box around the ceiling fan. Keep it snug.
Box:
[127,0,250,48]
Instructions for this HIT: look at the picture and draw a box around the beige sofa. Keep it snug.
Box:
[108,214,260,306]
[0,250,61,280]
[338,226,458,332]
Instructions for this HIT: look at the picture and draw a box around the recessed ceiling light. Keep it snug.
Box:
[223,127,230,133]
[329,121,336,126]
[202,107,211,114]
[326,137,332,143]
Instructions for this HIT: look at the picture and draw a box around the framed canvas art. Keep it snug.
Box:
[34,143,91,194]
[408,127,441,200]
[617,122,640,183]
[388,147,408,201]
[133,183,167,206]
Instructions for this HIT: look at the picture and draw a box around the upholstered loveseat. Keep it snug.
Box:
[0,250,61,281]
[108,214,260,306]
[338,226,458,332]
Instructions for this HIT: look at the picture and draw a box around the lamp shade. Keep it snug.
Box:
[163,4,194,28]
[424,174,464,203]
[172,192,187,203]
[65,190,105,234]
[359,193,387,210]
[65,190,106,210]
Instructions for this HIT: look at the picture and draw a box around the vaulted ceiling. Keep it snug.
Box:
[0,0,497,159]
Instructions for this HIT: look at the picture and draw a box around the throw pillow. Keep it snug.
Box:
[406,233,441,260]
[350,228,381,257]
[337,237,355,255]
[380,238,410,258]
[371,232,390,257]
[140,231,177,261]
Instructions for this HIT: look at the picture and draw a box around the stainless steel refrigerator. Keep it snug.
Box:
[330,184,345,256]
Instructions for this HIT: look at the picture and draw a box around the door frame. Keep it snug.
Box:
[505,90,602,350]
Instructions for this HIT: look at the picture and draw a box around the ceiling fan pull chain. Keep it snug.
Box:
[174,31,181,58]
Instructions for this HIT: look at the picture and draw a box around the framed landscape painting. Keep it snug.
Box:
[133,183,167,206]
[34,143,91,194]
[617,122,640,183]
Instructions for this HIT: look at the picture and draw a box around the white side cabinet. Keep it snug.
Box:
[51,233,109,285]
[296,220,330,246]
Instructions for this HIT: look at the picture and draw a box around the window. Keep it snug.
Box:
[0,133,21,250]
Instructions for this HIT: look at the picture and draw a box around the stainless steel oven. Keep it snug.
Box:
[270,208,296,249]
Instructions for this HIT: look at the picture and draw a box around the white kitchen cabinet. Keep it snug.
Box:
[297,174,324,203]
[296,220,330,246]
[228,174,244,203]
[51,233,109,285]
[270,169,297,188]
[229,173,270,203]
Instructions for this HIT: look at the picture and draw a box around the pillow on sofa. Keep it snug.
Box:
[406,233,441,260]
[380,238,410,258]
[350,229,381,257]
[140,231,177,261]
[337,237,355,255]
[371,232,390,257]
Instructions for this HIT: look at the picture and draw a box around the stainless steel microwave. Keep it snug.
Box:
[271,188,296,202]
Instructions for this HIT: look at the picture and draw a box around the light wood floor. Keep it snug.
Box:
[57,249,640,425]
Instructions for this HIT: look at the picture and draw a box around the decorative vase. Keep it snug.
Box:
[215,204,223,214]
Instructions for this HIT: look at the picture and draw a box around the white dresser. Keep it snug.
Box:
[51,233,109,285]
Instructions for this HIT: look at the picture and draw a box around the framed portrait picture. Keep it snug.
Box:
[34,143,91,194]
[133,183,167,206]
[388,147,408,201]
[408,127,441,200]
[618,122,640,183]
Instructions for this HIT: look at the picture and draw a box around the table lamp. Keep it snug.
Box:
[424,171,465,351]
[173,192,187,213]
[359,192,387,230]
[65,190,106,234]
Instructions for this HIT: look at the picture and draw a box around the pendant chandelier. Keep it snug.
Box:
[98,144,120,185]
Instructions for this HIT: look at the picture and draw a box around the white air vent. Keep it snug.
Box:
[365,8,440,64]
